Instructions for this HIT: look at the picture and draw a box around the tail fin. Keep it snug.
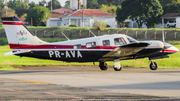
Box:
[1,16,47,49]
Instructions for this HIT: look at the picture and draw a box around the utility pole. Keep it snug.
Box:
[82,0,84,27]
[31,17,33,26]
[51,0,52,11]
[5,0,7,17]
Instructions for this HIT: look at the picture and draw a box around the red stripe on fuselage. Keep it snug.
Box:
[3,21,23,25]
[161,50,178,53]
[9,44,117,50]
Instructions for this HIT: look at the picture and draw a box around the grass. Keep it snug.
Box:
[0,42,180,70]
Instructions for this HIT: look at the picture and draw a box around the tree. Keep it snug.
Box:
[7,0,30,17]
[64,1,70,9]
[100,4,117,15]
[87,0,98,9]
[116,0,163,28]
[46,0,61,10]
[97,0,124,6]
[26,6,51,26]
[159,0,180,8]
[39,0,46,6]
[29,1,38,9]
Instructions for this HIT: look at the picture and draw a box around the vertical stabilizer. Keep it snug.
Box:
[1,16,47,49]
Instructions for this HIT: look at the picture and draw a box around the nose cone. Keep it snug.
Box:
[164,46,179,53]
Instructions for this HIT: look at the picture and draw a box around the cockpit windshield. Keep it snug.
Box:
[126,36,138,43]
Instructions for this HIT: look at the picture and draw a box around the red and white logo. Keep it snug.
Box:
[17,31,27,36]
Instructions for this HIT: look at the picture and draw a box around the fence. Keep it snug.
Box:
[0,28,180,41]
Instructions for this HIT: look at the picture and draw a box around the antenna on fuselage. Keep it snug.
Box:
[61,31,70,41]
[88,29,96,37]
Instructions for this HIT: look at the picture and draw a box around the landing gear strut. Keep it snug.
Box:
[99,61,109,70]
[113,59,123,71]
[150,60,158,70]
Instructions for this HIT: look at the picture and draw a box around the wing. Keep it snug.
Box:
[101,42,149,59]
[2,50,31,55]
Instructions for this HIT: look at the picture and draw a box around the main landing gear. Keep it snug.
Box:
[99,61,109,70]
[99,59,123,71]
[149,60,158,70]
[113,59,123,71]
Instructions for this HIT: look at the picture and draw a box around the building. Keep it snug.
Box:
[161,13,180,28]
[47,9,117,28]
[70,0,87,10]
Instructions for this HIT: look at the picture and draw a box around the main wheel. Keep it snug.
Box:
[99,62,108,70]
[150,62,158,70]
[113,65,123,71]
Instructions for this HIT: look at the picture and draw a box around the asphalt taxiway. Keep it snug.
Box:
[0,66,180,100]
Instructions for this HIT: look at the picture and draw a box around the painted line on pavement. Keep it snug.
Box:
[44,92,83,99]
[0,78,53,84]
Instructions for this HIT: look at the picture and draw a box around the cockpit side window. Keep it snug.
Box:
[114,37,126,45]
[102,40,110,46]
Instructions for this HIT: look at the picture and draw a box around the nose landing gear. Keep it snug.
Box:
[150,60,158,70]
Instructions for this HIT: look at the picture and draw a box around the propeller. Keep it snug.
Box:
[162,30,171,57]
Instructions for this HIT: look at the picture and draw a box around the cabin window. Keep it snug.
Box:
[74,44,81,49]
[114,37,126,45]
[86,42,96,48]
[102,40,110,46]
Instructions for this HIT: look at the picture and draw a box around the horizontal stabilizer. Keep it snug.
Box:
[2,50,31,55]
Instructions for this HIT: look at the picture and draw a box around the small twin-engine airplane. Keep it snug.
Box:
[1,16,179,71]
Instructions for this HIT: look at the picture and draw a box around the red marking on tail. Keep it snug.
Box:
[3,21,23,25]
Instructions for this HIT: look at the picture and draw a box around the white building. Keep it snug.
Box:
[47,9,117,28]
[70,0,87,10]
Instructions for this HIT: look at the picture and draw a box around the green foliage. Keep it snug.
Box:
[117,0,163,28]
[87,0,99,9]
[151,23,156,28]
[69,24,77,27]
[29,1,38,9]
[39,0,46,6]
[64,1,70,9]
[51,11,60,14]
[46,0,61,10]
[26,6,51,26]
[159,0,180,8]
[93,20,107,31]
[106,24,111,27]
[0,38,8,46]
[20,13,27,18]
[97,0,124,6]
[100,4,117,15]
[8,0,29,17]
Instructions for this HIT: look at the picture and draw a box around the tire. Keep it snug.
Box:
[99,62,108,70]
[113,65,123,71]
[150,62,158,70]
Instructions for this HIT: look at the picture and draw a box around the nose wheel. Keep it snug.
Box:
[150,61,158,70]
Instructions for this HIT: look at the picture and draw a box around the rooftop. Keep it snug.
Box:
[161,13,180,19]
[53,8,73,14]
[59,9,116,18]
